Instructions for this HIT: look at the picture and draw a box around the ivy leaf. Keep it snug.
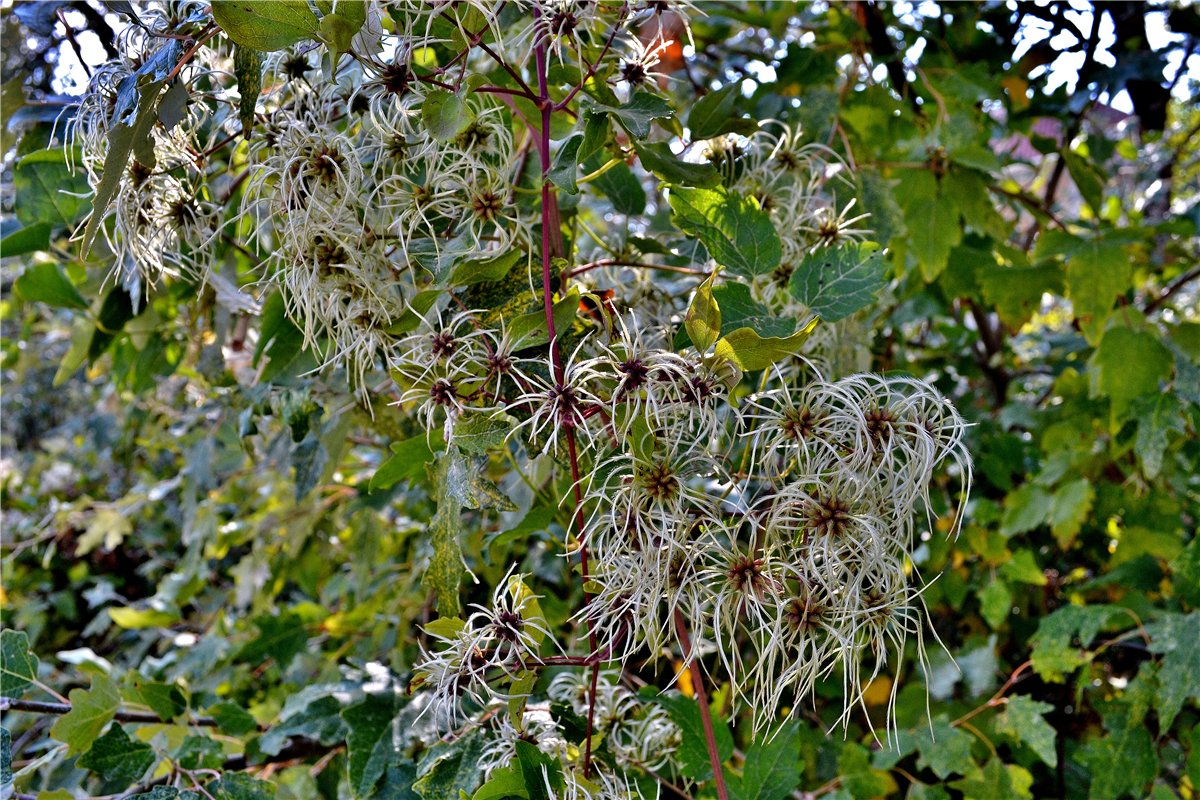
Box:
[235,612,308,669]
[413,731,488,800]
[211,0,319,50]
[669,186,781,278]
[652,692,733,781]
[635,141,720,187]
[838,743,892,798]
[685,272,721,352]
[713,317,820,371]
[686,84,756,140]
[949,758,1032,800]
[994,696,1058,768]
[1077,705,1157,800]
[978,579,1012,629]
[1145,611,1200,730]
[913,717,975,779]
[233,46,262,136]
[454,414,513,455]
[593,92,673,139]
[343,692,398,798]
[1029,604,1123,681]
[1,629,40,698]
[421,90,474,143]
[50,673,121,756]
[78,725,156,792]
[176,735,225,770]
[788,242,887,321]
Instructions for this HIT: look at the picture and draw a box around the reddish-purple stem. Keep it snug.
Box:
[674,610,730,800]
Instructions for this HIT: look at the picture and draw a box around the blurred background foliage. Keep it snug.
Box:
[1,1,1198,799]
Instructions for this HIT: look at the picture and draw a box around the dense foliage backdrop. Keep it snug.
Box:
[1,2,1198,800]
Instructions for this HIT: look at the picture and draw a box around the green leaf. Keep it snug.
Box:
[709,282,793,339]
[259,694,346,755]
[1000,549,1047,586]
[343,693,398,799]
[1145,611,1200,730]
[1037,232,1131,332]
[1029,604,1122,681]
[176,735,223,770]
[472,763,528,800]
[128,678,187,721]
[78,724,155,792]
[506,288,579,349]
[1077,706,1157,800]
[0,630,40,698]
[999,483,1052,537]
[422,90,474,143]
[0,221,53,256]
[669,186,781,278]
[906,192,962,281]
[318,7,365,53]
[449,250,521,286]
[586,157,645,215]
[208,701,258,736]
[1088,324,1173,425]
[687,84,756,140]
[738,721,800,800]
[593,92,673,139]
[211,0,319,50]
[978,579,1012,629]
[12,262,88,311]
[369,432,445,493]
[548,133,583,195]
[1131,393,1186,479]
[578,108,609,163]
[949,758,1032,800]
[50,674,121,757]
[454,414,513,455]
[635,141,721,187]
[236,612,308,669]
[413,731,488,800]
[254,293,306,383]
[233,46,262,136]
[80,40,185,255]
[1062,150,1106,215]
[108,606,178,629]
[13,147,90,228]
[994,696,1057,768]
[685,272,721,352]
[788,242,887,321]
[839,743,892,798]
[977,264,1064,328]
[513,740,561,800]
[653,692,733,781]
[429,449,467,616]
[210,772,276,800]
[713,317,820,371]
[912,717,975,780]
[1049,478,1094,548]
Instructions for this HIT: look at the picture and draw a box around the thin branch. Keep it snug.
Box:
[566,259,709,280]
[1144,264,1200,314]
[1,696,222,728]
[674,611,729,800]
